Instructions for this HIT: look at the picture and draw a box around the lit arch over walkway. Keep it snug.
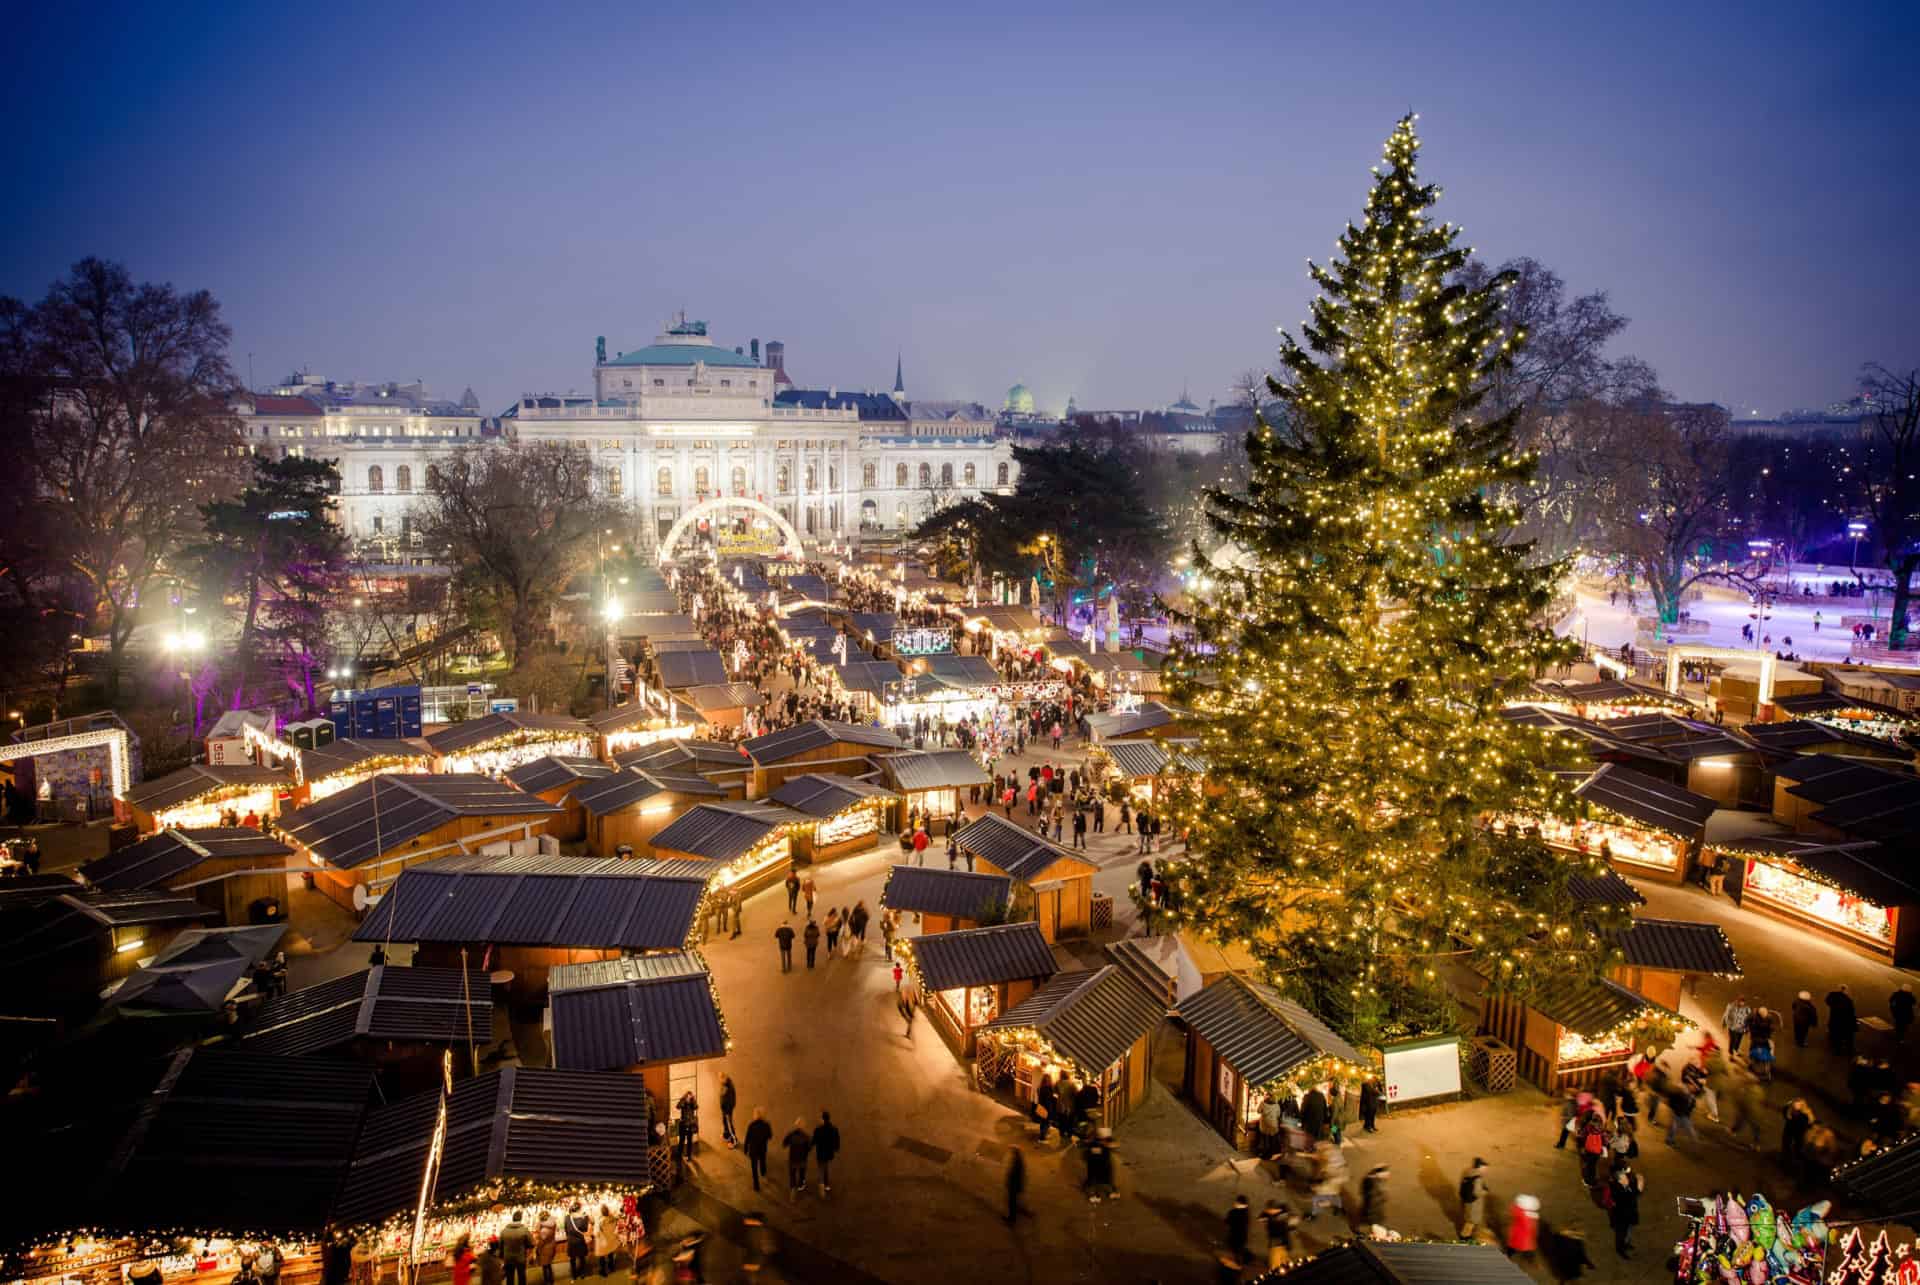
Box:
[656,495,806,564]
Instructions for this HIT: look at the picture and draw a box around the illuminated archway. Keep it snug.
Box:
[656,495,806,564]
[1664,644,1777,708]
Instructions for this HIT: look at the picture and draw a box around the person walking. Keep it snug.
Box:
[1072,809,1086,849]
[785,867,800,914]
[1791,990,1818,1047]
[812,1111,841,1197]
[1083,1127,1115,1202]
[594,1205,620,1277]
[1458,1158,1488,1240]
[1360,1164,1390,1232]
[1359,1076,1382,1133]
[1829,984,1859,1054]
[898,986,917,1039]
[1005,1146,1029,1224]
[1091,796,1104,834]
[675,1091,699,1165]
[498,1213,531,1285]
[775,921,795,973]
[1119,800,1132,834]
[850,901,869,949]
[744,1109,772,1192]
[1724,995,1752,1052]
[719,1075,738,1148]
[823,907,841,955]
[782,1118,812,1201]
[532,1213,557,1285]
[1505,1195,1540,1264]
[563,1205,591,1282]
[802,875,817,918]
[912,826,929,865]
[1225,1195,1251,1267]
[1036,1074,1059,1143]
[881,910,896,961]
[1260,1199,1295,1269]
[729,886,743,939]
[1893,984,1916,1042]
[803,918,821,969]
[1606,1162,1644,1259]
[1664,1079,1699,1146]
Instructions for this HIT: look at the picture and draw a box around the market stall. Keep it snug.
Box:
[1523,677,1691,720]
[766,773,897,863]
[546,952,728,1108]
[1725,834,1919,964]
[1477,972,1690,1092]
[237,964,492,1090]
[426,712,596,776]
[873,749,991,829]
[0,889,217,1016]
[880,864,1013,933]
[290,737,435,804]
[952,814,1097,942]
[975,965,1165,1130]
[1083,701,1197,744]
[1174,973,1374,1150]
[504,755,618,842]
[588,700,698,759]
[574,767,730,858]
[646,799,809,897]
[123,764,292,832]
[1608,917,1743,1009]
[1087,738,1207,804]
[79,826,297,925]
[1533,762,1716,883]
[898,921,1059,1058]
[1770,754,1920,845]
[675,682,765,734]
[616,739,754,793]
[739,719,904,796]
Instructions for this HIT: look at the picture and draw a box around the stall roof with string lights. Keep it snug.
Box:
[352,857,707,951]
[122,763,292,830]
[1608,917,1742,1008]
[1720,832,1920,964]
[277,773,561,870]
[1271,1237,1534,1283]
[547,951,728,1073]
[504,755,617,796]
[1479,970,1691,1092]
[425,712,595,757]
[977,964,1166,1128]
[1175,973,1371,1136]
[236,964,493,1058]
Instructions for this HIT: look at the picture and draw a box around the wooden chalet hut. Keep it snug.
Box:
[587,700,696,759]
[1609,917,1743,1009]
[677,683,765,733]
[291,737,434,806]
[1725,834,1920,964]
[79,825,297,925]
[952,813,1097,942]
[237,964,492,1090]
[1084,701,1197,745]
[1175,974,1372,1150]
[874,749,992,830]
[653,646,729,697]
[1534,763,1717,884]
[426,712,595,775]
[546,952,728,1106]
[575,768,730,858]
[976,964,1166,1130]
[900,921,1059,1057]
[277,773,562,912]
[1770,754,1920,844]
[739,719,905,797]
[123,763,291,832]
[881,865,1013,933]
[616,739,753,794]
[767,773,898,862]
[1589,714,1767,807]
[646,800,809,896]
[0,889,217,1017]
[504,755,618,841]
[1479,972,1690,1091]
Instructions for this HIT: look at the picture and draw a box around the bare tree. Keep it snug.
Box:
[0,259,243,696]
[412,441,628,668]
[1855,364,1920,647]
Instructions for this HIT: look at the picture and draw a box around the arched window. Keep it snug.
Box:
[861,499,878,529]
[804,507,817,534]
[894,501,909,529]
[694,465,710,495]
[918,463,932,487]
[606,467,623,498]
[367,465,383,493]
[997,462,1010,486]
[395,465,412,493]
[731,466,747,496]
[425,464,441,491]
[863,462,876,488]
[940,463,953,487]
[776,464,791,494]
[963,463,976,486]
[805,464,818,493]
[656,467,673,497]
[895,463,908,488]
[828,465,838,490]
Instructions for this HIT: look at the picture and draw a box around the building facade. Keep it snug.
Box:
[238,320,1016,556]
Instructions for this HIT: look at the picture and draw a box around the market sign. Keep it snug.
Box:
[895,627,954,656]
[1379,1034,1460,1106]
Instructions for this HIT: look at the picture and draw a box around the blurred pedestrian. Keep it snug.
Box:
[1458,1158,1488,1239]
[782,1118,812,1201]
[1005,1146,1029,1224]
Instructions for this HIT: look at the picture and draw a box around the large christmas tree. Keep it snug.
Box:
[1163,116,1614,1042]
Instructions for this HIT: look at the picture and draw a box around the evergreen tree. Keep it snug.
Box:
[1162,116,1614,1042]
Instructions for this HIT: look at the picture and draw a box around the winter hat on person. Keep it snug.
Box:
[1516,1195,1541,1212]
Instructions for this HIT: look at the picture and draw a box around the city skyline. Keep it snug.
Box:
[4,2,1915,416]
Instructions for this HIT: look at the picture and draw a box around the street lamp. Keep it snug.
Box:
[164,629,208,738]
[1848,520,1868,573]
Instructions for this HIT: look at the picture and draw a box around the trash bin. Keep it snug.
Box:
[249,896,283,925]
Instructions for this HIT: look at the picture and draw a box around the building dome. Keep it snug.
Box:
[1006,383,1035,415]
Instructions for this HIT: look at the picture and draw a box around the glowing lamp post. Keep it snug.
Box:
[1848,520,1868,574]
[164,627,209,738]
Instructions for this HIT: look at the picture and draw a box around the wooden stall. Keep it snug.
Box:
[617,739,753,794]
[952,814,1097,942]
[1608,917,1743,1009]
[546,952,728,1108]
[976,965,1166,1130]
[1528,763,1716,884]
[587,700,699,760]
[647,800,809,898]
[575,768,730,858]
[1104,931,1261,1007]
[503,755,618,841]
[767,773,898,863]
[1769,754,1920,843]
[899,922,1059,1058]
[237,964,492,1092]
[739,719,905,797]
[881,864,1013,934]
[0,889,217,1017]
[79,826,298,925]
[1084,701,1198,745]
[276,774,561,912]
[1729,835,1920,965]
[676,683,765,734]
[291,737,434,806]
[425,712,595,776]
[123,764,292,832]
[1477,974,1689,1092]
[1175,973,1373,1150]
[874,749,991,831]
[1588,714,1767,807]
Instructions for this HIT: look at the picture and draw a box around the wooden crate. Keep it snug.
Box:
[1091,892,1113,932]
[1469,1035,1516,1094]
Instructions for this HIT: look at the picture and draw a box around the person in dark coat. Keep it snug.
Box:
[1606,1162,1644,1259]
[562,1204,591,1282]
[1005,1146,1028,1224]
[1893,984,1916,1042]
[1036,1074,1059,1142]
[1082,1128,1115,1201]
[782,1118,812,1200]
[811,1111,841,1196]
[1301,1086,1329,1141]
[1225,1195,1251,1265]
[775,921,795,972]
[497,1214,531,1285]
[1360,1165,1390,1229]
[744,1108,773,1191]
[1359,1077,1382,1133]
[719,1075,738,1147]
[1828,985,1859,1054]
[785,868,801,913]
[1791,990,1818,1047]
[803,918,821,968]
[1544,1225,1596,1281]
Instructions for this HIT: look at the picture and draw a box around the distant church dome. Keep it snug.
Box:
[1006,383,1035,415]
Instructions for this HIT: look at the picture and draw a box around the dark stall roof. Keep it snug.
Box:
[616,739,753,774]
[103,924,286,1016]
[876,749,991,791]
[1516,973,1671,1038]
[1777,756,1920,845]
[616,612,699,640]
[1613,918,1742,977]
[882,865,1012,920]
[505,755,617,795]
[679,682,765,712]
[1101,740,1170,778]
[82,826,294,891]
[549,957,725,1070]
[850,612,897,643]
[980,965,1165,1074]
[952,813,1095,882]
[0,889,218,976]
[1832,1131,1920,1220]
[586,702,664,734]
[654,648,729,690]
[1573,763,1716,839]
[123,763,289,813]
[1277,1238,1534,1283]
[831,658,907,696]
[574,767,727,816]
[650,800,804,860]
[1086,701,1193,740]
[426,711,592,755]
[768,773,897,817]
[1566,868,1648,906]
[332,1067,653,1227]
[238,965,492,1057]
[1776,690,1911,719]
[301,737,433,778]
[920,654,1000,688]
[960,605,1043,632]
[103,1048,375,1233]
[743,718,904,763]
[1532,678,1685,708]
[908,921,1058,992]
[1736,719,1897,754]
[353,858,705,950]
[1176,975,1366,1086]
[277,773,559,869]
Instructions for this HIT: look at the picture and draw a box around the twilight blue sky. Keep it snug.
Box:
[4,1,1915,417]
